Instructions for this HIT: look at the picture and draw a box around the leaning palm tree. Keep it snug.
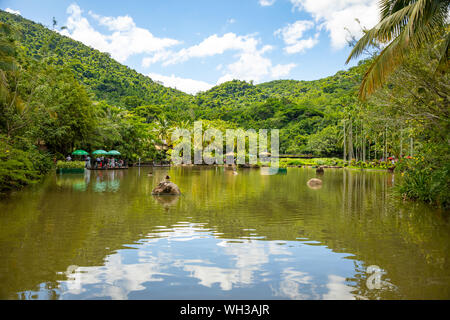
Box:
[346,0,449,100]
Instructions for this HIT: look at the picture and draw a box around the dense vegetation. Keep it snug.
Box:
[1,11,192,109]
[0,9,448,208]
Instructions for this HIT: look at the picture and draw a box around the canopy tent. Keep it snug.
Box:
[92,150,108,155]
[72,150,89,156]
[106,150,121,156]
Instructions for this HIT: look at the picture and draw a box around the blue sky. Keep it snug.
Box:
[2,0,379,94]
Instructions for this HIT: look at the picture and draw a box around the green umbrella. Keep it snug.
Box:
[107,150,121,156]
[72,149,89,156]
[92,150,108,155]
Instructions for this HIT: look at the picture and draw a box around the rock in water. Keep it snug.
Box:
[316,166,324,174]
[307,178,322,189]
[152,179,181,195]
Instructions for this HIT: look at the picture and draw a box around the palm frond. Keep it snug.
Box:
[346,28,382,64]
[346,4,415,63]
[348,0,449,99]
[379,0,412,20]
[435,29,450,73]
[359,35,406,100]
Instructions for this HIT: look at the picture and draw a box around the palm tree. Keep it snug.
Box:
[346,0,449,100]
[154,116,172,143]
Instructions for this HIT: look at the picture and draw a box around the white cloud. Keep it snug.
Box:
[59,4,298,90]
[217,53,296,84]
[259,0,276,6]
[285,34,319,54]
[89,11,135,31]
[216,48,296,84]
[290,0,379,49]
[4,8,21,15]
[271,63,297,78]
[142,52,172,67]
[161,33,260,66]
[275,20,314,45]
[143,32,295,84]
[275,20,319,54]
[59,4,180,62]
[147,73,214,94]
[217,51,272,84]
[227,18,236,24]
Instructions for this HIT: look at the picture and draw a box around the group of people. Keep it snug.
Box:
[91,156,125,169]
[65,155,125,169]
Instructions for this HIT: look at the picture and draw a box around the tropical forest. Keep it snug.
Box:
[0,0,449,302]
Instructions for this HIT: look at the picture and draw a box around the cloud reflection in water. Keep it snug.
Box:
[53,223,357,299]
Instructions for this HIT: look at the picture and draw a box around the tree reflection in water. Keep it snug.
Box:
[0,167,448,299]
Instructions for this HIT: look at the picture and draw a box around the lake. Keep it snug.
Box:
[0,166,449,299]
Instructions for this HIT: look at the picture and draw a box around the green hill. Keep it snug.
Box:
[195,65,364,114]
[192,66,365,154]
[0,10,363,108]
[0,10,192,109]
[0,9,365,156]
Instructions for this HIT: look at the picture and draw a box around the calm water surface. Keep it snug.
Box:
[0,167,449,299]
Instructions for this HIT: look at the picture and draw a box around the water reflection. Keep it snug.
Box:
[152,195,179,210]
[0,167,449,300]
[25,225,359,300]
[322,275,354,300]
[92,170,122,193]
[55,170,123,193]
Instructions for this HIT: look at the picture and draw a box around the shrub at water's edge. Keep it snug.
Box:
[0,137,52,194]
[55,161,85,169]
[394,147,449,209]
[280,158,346,167]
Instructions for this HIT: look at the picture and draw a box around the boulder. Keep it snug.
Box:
[307,178,322,189]
[152,178,181,195]
[316,166,324,174]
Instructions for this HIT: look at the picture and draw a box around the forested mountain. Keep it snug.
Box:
[0,10,193,110]
[0,10,362,114]
[196,66,363,114]
[194,64,365,154]
[0,9,364,155]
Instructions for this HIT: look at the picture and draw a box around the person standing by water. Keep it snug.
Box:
[85,155,91,168]
[66,155,72,161]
